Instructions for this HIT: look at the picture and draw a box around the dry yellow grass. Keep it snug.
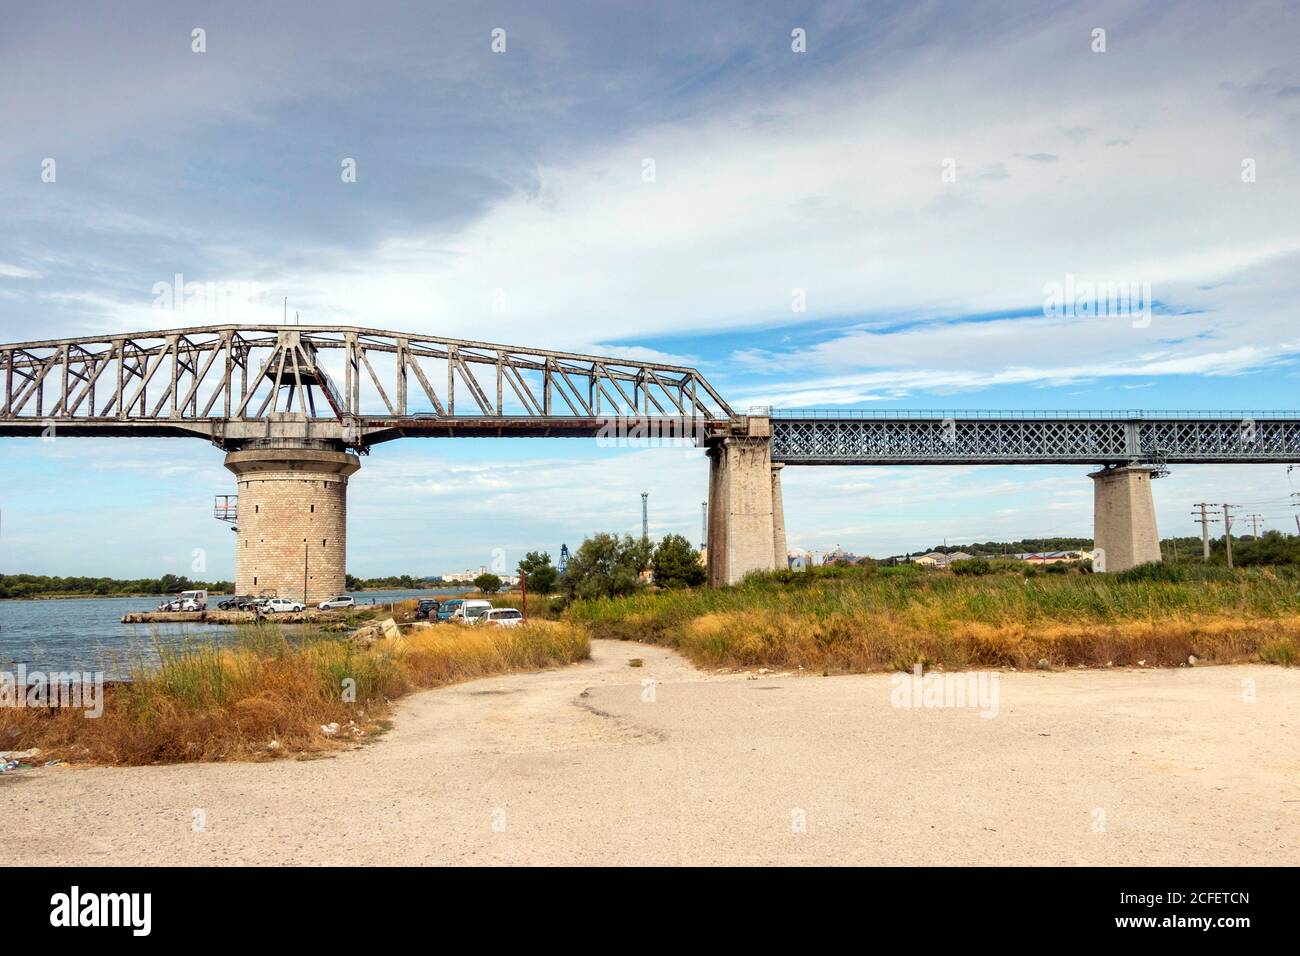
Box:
[0,619,590,766]
[673,609,1300,671]
[568,569,1300,672]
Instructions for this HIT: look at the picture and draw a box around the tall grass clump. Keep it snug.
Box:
[565,565,1300,673]
[1,619,589,766]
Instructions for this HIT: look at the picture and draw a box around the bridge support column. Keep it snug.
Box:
[224,442,361,604]
[707,418,776,586]
[1089,465,1161,573]
[771,463,788,571]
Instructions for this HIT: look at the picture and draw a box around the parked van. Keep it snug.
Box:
[158,589,208,612]
[453,600,493,623]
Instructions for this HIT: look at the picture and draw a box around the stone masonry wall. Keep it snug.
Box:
[225,446,359,604]
[234,471,349,603]
[1091,465,1162,572]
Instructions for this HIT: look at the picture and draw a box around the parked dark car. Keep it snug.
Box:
[416,599,441,620]
[237,590,277,611]
[219,594,253,610]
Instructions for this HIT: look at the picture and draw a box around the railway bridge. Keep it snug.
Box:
[3,325,1299,597]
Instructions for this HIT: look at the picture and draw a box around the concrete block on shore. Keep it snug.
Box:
[120,609,330,624]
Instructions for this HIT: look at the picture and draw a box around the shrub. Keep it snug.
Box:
[517,551,558,594]
[879,563,923,578]
[473,572,503,593]
[559,533,652,600]
[951,558,992,576]
[651,533,706,588]
[1114,562,1239,584]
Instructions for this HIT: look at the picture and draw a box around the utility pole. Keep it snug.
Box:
[1191,503,1218,561]
[1247,513,1263,539]
[700,501,707,550]
[1222,504,1235,570]
[641,492,649,542]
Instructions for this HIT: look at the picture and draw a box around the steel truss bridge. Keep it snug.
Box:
[0,325,734,449]
[768,410,1300,466]
[1,325,1299,466]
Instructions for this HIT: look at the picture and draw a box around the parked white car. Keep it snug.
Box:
[453,600,493,623]
[261,597,306,613]
[157,589,208,612]
[478,608,524,628]
[318,595,356,610]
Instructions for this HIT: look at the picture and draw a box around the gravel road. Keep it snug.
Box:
[3,639,1297,865]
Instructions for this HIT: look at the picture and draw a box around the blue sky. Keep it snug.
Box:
[2,0,1300,578]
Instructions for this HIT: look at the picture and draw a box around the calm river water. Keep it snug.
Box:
[0,589,472,678]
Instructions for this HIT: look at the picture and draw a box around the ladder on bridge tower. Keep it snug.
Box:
[214,494,238,532]
[1145,446,1171,479]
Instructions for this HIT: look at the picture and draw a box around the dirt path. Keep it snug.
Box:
[3,640,1297,865]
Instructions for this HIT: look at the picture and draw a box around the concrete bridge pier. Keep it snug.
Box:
[707,417,785,586]
[224,441,361,604]
[1089,465,1162,573]
[771,462,788,571]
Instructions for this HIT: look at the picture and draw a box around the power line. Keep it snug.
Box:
[1190,502,1220,561]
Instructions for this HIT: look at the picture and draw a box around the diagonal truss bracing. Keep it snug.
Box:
[0,324,734,448]
[769,414,1300,465]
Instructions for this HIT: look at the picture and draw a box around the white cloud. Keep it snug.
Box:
[8,2,1297,399]
[222,2,1299,361]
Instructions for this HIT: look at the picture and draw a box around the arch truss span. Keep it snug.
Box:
[0,324,736,450]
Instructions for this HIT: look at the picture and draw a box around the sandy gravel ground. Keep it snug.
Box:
[2,640,1297,865]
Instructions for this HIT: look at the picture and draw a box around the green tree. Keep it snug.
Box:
[473,572,503,593]
[651,533,706,588]
[560,533,651,600]
[517,551,558,594]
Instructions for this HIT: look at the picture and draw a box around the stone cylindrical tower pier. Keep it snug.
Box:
[224,442,361,604]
